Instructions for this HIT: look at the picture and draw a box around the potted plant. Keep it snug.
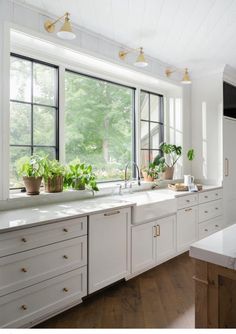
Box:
[142,162,158,182]
[42,158,65,193]
[159,142,182,180]
[64,160,99,192]
[16,155,44,195]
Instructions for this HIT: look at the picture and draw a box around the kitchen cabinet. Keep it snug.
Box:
[88,207,131,294]
[177,206,198,253]
[131,215,176,275]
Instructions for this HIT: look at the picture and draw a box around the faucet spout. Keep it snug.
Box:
[124,161,141,188]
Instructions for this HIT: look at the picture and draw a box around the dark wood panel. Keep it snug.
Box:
[36,252,194,328]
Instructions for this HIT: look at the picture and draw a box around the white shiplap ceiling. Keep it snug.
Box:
[16,0,236,72]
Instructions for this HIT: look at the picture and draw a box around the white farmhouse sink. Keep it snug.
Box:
[119,190,177,224]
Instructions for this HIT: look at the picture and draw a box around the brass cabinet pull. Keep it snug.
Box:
[104,210,120,216]
[21,268,27,273]
[153,226,157,237]
[63,255,68,259]
[225,158,229,177]
[185,208,192,212]
[63,287,69,292]
[21,304,27,310]
[21,237,27,243]
[63,228,68,232]
[156,224,160,236]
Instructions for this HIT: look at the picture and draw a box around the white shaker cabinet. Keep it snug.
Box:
[131,215,176,275]
[88,207,131,294]
[177,205,198,253]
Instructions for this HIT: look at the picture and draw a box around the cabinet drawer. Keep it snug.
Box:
[198,216,223,239]
[177,206,198,252]
[177,194,198,209]
[0,236,87,297]
[199,199,223,223]
[0,216,87,257]
[0,267,87,328]
[199,188,223,204]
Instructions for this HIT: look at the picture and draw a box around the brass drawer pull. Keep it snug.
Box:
[21,237,27,243]
[21,304,27,310]
[156,224,160,236]
[21,268,27,273]
[63,287,69,292]
[63,255,68,259]
[63,228,68,233]
[104,210,120,216]
[185,208,192,212]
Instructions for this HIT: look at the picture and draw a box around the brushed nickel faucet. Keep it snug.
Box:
[124,162,141,188]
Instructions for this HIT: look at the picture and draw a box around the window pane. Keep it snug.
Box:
[33,63,57,106]
[150,95,160,122]
[140,150,149,169]
[140,91,149,120]
[10,146,31,188]
[33,147,56,159]
[150,122,161,149]
[65,72,133,181]
[10,57,31,102]
[33,106,56,146]
[141,121,149,149]
[10,102,31,145]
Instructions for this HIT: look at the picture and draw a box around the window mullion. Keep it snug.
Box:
[31,60,34,155]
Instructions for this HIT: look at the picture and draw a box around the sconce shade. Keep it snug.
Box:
[57,15,76,40]
[134,47,148,67]
[181,68,191,84]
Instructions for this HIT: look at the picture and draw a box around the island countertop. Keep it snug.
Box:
[190,223,236,270]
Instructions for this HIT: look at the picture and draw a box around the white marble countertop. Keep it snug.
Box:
[190,224,236,270]
[0,185,222,233]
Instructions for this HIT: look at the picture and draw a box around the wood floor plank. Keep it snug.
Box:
[36,252,194,329]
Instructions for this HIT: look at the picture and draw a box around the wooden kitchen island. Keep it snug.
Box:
[190,224,236,328]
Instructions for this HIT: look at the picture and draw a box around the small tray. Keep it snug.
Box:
[168,183,202,192]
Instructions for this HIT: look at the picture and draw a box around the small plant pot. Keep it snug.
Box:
[163,167,174,180]
[72,179,86,190]
[44,176,64,193]
[142,171,154,182]
[23,176,42,195]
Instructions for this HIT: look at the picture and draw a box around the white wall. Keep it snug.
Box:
[191,71,223,185]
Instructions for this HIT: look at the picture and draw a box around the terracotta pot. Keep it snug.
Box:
[163,167,174,180]
[23,176,42,195]
[142,171,154,182]
[44,176,64,193]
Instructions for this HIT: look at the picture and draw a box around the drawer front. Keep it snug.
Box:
[0,267,87,328]
[0,216,87,257]
[199,188,223,204]
[198,216,223,239]
[177,194,198,209]
[0,236,87,297]
[199,199,223,223]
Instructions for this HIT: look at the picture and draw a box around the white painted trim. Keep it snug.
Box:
[59,66,65,164]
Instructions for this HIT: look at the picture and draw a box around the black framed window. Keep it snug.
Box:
[64,69,135,182]
[140,90,164,168]
[10,54,59,189]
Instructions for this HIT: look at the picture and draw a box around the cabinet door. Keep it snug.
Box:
[131,221,156,274]
[156,215,176,264]
[223,118,236,226]
[89,208,130,294]
[177,206,198,253]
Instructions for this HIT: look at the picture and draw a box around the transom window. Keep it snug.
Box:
[10,54,59,188]
[140,90,164,168]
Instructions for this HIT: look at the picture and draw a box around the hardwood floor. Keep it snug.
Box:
[36,252,194,328]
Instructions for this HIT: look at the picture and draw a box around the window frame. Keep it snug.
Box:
[10,53,59,189]
[64,69,137,183]
[140,89,164,165]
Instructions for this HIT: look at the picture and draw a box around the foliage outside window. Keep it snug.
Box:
[9,54,59,188]
[64,71,135,182]
[140,90,164,169]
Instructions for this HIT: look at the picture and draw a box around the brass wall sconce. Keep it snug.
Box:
[119,47,148,68]
[165,67,191,84]
[44,12,76,40]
